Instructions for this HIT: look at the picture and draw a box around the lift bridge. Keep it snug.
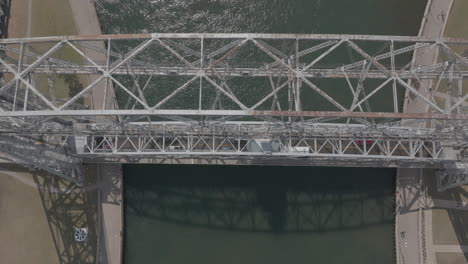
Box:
[0,33,467,190]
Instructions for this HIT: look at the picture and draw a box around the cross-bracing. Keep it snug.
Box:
[0,33,466,188]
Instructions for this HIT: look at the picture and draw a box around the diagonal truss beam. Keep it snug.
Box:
[1,33,467,186]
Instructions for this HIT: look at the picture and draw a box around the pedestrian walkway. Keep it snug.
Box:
[397,1,458,263]
[67,1,123,263]
[96,163,122,264]
[68,0,116,110]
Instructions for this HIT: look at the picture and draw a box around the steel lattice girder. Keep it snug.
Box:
[0,33,467,119]
[33,121,463,168]
[0,33,467,171]
[0,135,82,183]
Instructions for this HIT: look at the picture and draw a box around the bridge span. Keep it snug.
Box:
[0,33,466,189]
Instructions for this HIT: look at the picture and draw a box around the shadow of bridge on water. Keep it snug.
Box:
[125,165,396,234]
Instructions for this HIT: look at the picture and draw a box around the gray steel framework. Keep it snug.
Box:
[78,122,452,166]
[0,33,467,185]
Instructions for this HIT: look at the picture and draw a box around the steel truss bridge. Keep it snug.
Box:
[0,33,467,189]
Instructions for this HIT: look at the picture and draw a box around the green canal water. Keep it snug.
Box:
[95,0,428,263]
[123,166,396,264]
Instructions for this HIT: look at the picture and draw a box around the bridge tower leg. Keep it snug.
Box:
[436,146,468,191]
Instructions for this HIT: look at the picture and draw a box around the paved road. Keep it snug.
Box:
[95,163,122,264]
[397,1,455,264]
[68,0,116,110]
[67,1,123,264]
[404,0,455,116]
[396,168,424,264]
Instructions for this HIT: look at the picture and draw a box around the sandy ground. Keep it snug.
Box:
[0,163,100,264]
[6,0,28,38]
[436,253,468,264]
[0,0,75,263]
[432,209,468,245]
[0,167,59,264]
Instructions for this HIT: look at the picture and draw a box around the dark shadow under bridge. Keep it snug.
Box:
[125,165,396,234]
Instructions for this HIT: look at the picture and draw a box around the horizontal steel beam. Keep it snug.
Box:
[81,154,446,168]
[0,109,465,120]
[5,65,467,80]
[2,122,458,143]
[0,33,466,122]
[1,33,468,44]
[76,134,446,168]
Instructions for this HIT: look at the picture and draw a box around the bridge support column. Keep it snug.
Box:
[436,145,468,191]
